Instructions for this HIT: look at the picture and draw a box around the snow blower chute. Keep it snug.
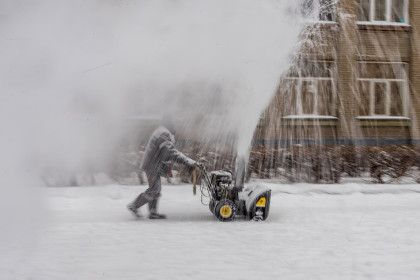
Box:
[195,156,271,221]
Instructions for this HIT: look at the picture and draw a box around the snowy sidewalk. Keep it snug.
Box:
[2,183,420,280]
[263,180,420,195]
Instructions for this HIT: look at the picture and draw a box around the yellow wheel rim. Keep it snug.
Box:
[220,205,232,218]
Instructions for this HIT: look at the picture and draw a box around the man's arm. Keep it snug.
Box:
[158,133,196,168]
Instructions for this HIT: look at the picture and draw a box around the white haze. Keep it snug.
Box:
[1,0,310,179]
[0,0,312,247]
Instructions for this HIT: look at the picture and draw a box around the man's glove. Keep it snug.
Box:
[186,159,198,171]
[195,162,205,172]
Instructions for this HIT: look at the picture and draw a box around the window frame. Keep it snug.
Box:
[356,0,409,25]
[284,76,335,116]
[357,62,409,117]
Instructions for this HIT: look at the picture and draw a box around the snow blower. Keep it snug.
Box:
[195,156,271,221]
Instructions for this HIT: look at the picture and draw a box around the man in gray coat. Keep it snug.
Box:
[127,123,197,219]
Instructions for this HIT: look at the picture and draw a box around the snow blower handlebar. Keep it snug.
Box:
[192,158,206,195]
[194,158,218,198]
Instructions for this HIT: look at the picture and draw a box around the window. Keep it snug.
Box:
[301,0,337,22]
[357,63,408,117]
[283,61,335,116]
[357,0,408,24]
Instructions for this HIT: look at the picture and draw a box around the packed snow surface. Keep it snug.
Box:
[2,182,420,280]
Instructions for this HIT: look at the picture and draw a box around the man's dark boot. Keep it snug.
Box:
[127,203,141,218]
[148,195,167,219]
[149,212,167,219]
[127,193,152,218]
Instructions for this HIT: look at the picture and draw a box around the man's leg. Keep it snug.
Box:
[148,194,166,219]
[127,173,160,217]
[148,194,160,212]
[144,172,161,201]
[145,174,166,219]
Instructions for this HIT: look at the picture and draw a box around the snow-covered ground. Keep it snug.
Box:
[2,182,420,280]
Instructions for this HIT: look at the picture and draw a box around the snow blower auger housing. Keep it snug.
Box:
[196,158,271,222]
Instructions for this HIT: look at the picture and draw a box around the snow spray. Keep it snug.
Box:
[0,0,321,190]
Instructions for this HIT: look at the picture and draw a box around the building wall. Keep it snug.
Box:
[336,0,358,141]
[410,0,420,143]
[357,28,411,62]
[262,0,418,146]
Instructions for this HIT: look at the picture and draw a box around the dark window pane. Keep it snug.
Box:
[317,80,333,115]
[358,81,370,116]
[374,82,386,114]
[378,63,407,79]
[359,63,379,79]
[315,62,334,77]
[375,0,386,21]
[359,63,406,79]
[377,64,394,79]
[358,0,370,21]
[392,63,407,79]
[301,0,315,17]
[302,81,315,114]
[319,0,335,21]
[282,80,298,115]
[392,0,405,23]
[287,60,333,78]
[289,82,298,115]
[286,65,299,78]
[390,82,403,116]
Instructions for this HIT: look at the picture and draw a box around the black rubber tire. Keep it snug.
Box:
[214,199,236,222]
[209,199,216,214]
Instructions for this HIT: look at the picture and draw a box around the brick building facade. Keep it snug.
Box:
[258,0,420,146]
